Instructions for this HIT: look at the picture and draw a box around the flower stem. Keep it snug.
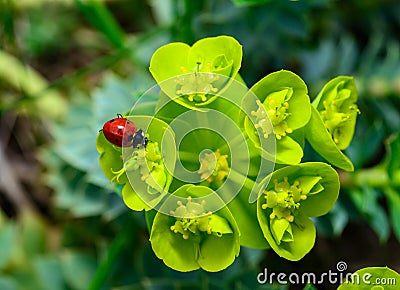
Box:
[219,133,248,152]
[229,168,258,192]
[178,151,201,163]
[340,167,400,188]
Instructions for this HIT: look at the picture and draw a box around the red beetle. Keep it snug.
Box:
[102,114,137,147]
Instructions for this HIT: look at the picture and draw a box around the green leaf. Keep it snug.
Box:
[231,0,273,6]
[42,149,119,218]
[386,133,400,179]
[61,252,97,290]
[20,213,47,257]
[330,202,349,236]
[0,277,17,290]
[53,98,98,172]
[74,0,125,49]
[368,205,390,243]
[305,106,354,172]
[93,73,156,127]
[0,49,67,118]
[383,187,400,242]
[87,228,131,290]
[33,256,66,290]
[0,222,17,269]
[337,266,400,289]
[345,118,384,168]
[362,186,390,242]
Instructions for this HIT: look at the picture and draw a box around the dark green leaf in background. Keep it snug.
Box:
[231,0,273,7]
[384,187,400,242]
[61,252,97,290]
[386,134,400,180]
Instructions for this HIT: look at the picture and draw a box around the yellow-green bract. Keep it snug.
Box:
[149,36,242,109]
[148,185,240,272]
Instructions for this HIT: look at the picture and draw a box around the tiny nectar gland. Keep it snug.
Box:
[261,177,307,222]
[321,99,360,144]
[251,96,293,140]
[198,149,229,183]
[175,62,219,103]
[170,197,213,240]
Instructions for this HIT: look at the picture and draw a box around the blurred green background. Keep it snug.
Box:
[0,0,399,289]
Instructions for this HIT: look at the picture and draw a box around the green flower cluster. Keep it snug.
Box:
[96,35,359,271]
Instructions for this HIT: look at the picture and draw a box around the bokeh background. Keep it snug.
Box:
[0,0,399,289]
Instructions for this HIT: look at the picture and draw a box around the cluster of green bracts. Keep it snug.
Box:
[96,36,359,271]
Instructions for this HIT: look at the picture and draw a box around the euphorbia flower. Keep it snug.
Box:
[96,116,176,211]
[305,76,359,172]
[149,36,242,109]
[257,162,339,260]
[241,70,311,165]
[149,185,240,272]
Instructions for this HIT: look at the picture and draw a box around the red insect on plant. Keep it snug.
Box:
[102,114,148,148]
